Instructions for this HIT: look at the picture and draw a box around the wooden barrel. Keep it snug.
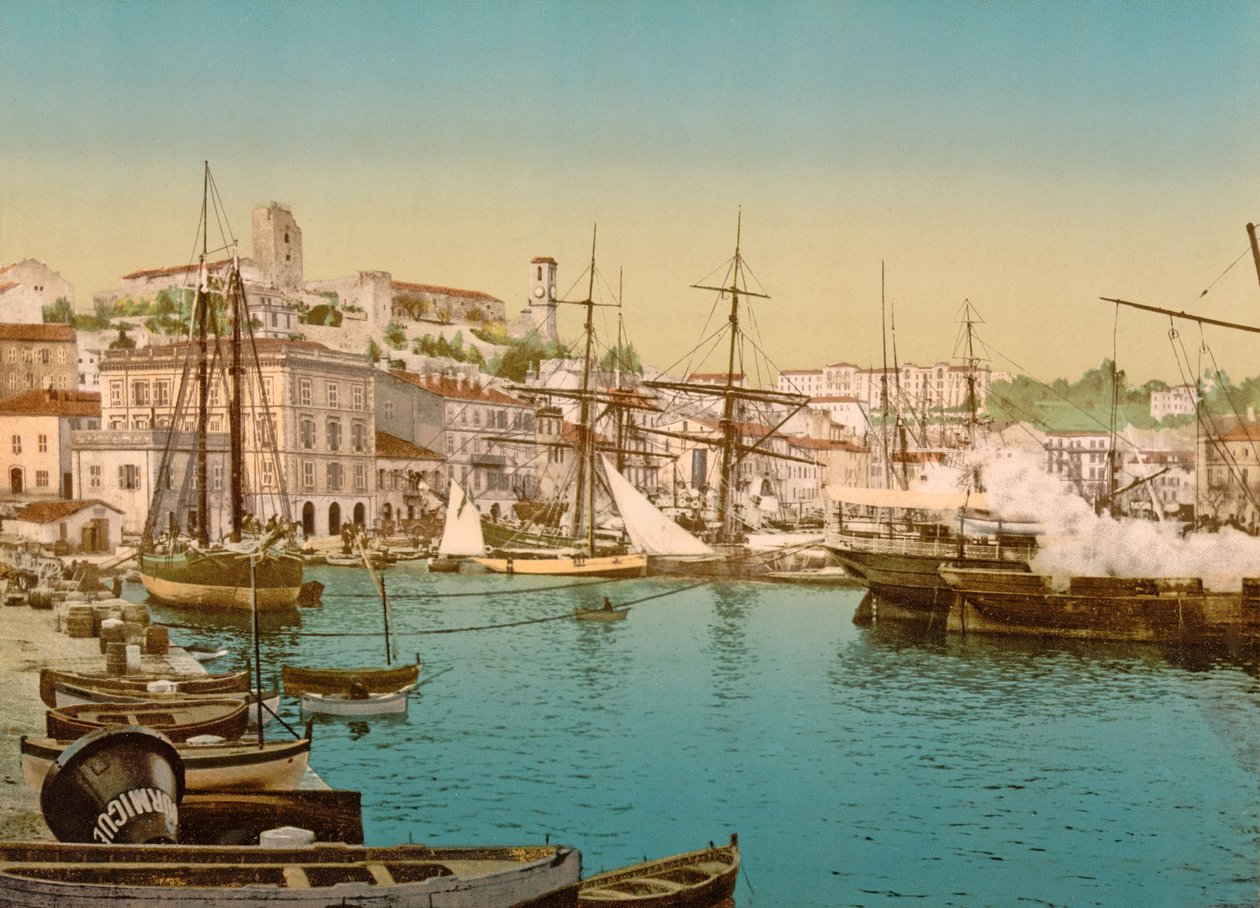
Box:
[30,589,55,611]
[64,604,95,637]
[104,642,128,675]
[121,603,150,627]
[98,619,127,654]
[144,624,169,655]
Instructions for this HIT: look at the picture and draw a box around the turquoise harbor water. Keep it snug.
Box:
[136,568,1260,907]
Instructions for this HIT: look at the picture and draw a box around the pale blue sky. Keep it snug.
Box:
[3,1,1259,383]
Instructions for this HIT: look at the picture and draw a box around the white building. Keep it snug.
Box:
[9,499,123,554]
[0,259,74,324]
[1150,385,1196,421]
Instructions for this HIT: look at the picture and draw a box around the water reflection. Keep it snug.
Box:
[705,584,757,695]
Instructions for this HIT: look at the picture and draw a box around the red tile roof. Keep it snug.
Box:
[121,259,230,281]
[375,431,443,461]
[393,370,528,406]
[0,389,101,417]
[390,281,502,303]
[0,264,13,276]
[14,499,121,523]
[687,372,745,382]
[0,282,16,295]
[0,324,75,342]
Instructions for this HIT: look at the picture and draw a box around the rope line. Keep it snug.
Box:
[162,579,716,638]
[322,575,627,600]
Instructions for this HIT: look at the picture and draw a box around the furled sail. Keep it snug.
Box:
[438,480,485,556]
[601,456,714,556]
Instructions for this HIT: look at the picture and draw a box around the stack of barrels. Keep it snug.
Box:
[64,604,95,638]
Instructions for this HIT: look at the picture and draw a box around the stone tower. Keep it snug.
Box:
[252,203,304,290]
[528,256,558,342]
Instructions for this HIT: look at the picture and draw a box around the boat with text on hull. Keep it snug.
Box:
[940,566,1260,644]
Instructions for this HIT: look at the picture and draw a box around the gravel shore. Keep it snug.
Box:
[0,602,133,840]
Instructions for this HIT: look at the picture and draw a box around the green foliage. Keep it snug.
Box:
[41,297,74,324]
[985,358,1183,431]
[385,320,408,350]
[72,313,112,330]
[465,305,485,325]
[319,291,340,306]
[599,341,643,374]
[367,339,382,364]
[472,322,511,345]
[435,305,452,325]
[487,332,570,382]
[395,294,431,320]
[301,304,342,327]
[108,325,136,350]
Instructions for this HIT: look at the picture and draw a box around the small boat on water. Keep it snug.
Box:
[475,552,648,578]
[184,644,229,664]
[45,698,249,743]
[0,840,581,907]
[38,668,250,708]
[300,683,416,716]
[45,680,281,727]
[764,565,864,586]
[21,733,312,792]
[574,601,629,622]
[281,662,421,697]
[579,834,739,906]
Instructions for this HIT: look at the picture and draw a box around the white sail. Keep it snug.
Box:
[438,480,485,556]
[601,456,714,556]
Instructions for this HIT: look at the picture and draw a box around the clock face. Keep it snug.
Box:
[533,287,545,298]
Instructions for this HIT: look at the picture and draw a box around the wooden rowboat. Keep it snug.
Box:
[21,734,312,792]
[300,683,415,716]
[46,680,281,727]
[178,788,364,845]
[574,606,629,622]
[45,698,250,743]
[38,668,250,709]
[281,662,420,696]
[474,553,648,578]
[0,840,581,907]
[579,834,739,906]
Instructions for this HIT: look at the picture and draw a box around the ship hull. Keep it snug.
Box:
[139,549,303,610]
[473,554,647,578]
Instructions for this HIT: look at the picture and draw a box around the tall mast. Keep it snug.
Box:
[879,262,891,490]
[688,212,770,543]
[961,299,979,448]
[195,162,210,546]
[569,227,598,553]
[228,242,245,542]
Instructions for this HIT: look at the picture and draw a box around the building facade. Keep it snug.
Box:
[0,324,79,395]
[0,389,101,500]
[0,259,74,324]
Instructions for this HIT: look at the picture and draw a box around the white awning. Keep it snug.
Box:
[824,485,990,511]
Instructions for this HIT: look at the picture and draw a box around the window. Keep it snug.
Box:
[383,401,394,420]
[119,464,140,490]
[57,347,66,364]
[326,419,341,451]
[38,348,50,364]
[35,470,48,488]
[299,379,312,406]
[352,384,364,411]
[154,380,170,406]
[300,416,315,449]
[301,461,315,490]
[255,415,274,446]
[132,381,150,406]
[5,348,13,364]
[10,435,20,455]
[7,375,16,390]
[354,463,367,491]
[473,409,481,427]
[377,468,385,490]
[261,460,275,488]
[326,382,338,408]
[262,377,273,406]
[110,381,122,407]
[88,465,101,489]
[327,462,343,491]
[37,434,47,453]
[351,421,365,452]
[212,463,223,491]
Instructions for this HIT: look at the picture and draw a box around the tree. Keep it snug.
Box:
[367,339,382,364]
[600,341,643,374]
[384,320,407,350]
[41,297,74,324]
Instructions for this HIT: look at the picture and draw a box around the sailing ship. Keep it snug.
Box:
[640,216,811,577]
[474,229,657,578]
[824,300,1038,614]
[428,479,485,571]
[137,164,303,610]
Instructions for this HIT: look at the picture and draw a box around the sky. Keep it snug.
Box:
[3,1,1260,387]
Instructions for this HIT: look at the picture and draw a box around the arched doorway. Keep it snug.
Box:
[9,467,22,495]
[328,502,341,535]
[353,502,365,527]
[382,502,392,521]
[301,502,315,537]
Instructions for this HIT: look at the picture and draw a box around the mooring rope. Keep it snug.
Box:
[161,579,716,638]
[328,575,627,600]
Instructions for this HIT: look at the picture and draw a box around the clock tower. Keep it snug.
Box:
[527,256,558,343]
